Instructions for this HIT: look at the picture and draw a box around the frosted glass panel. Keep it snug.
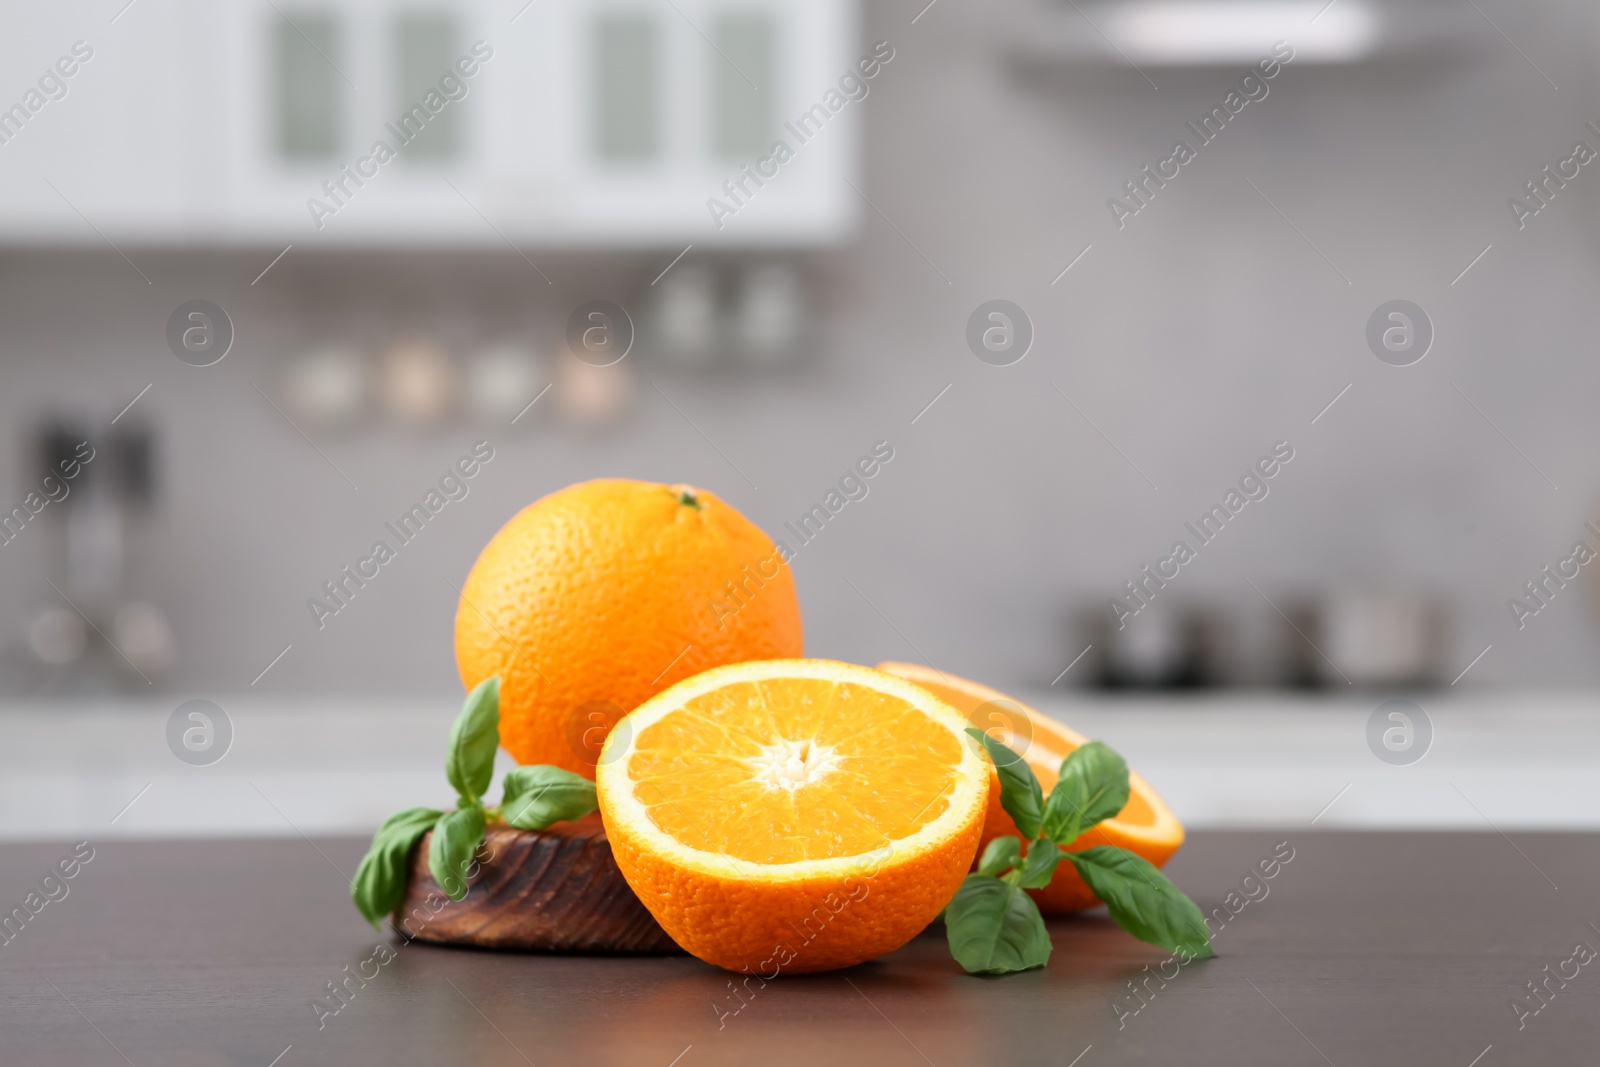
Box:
[394,12,461,161]
[276,13,340,160]
[593,13,660,163]
[713,12,775,158]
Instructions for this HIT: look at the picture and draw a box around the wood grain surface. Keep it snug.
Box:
[398,814,679,953]
[4,831,1599,1066]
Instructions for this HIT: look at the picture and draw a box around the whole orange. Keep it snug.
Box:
[454,479,803,775]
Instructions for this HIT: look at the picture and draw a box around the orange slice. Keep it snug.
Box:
[597,659,989,973]
[876,662,1184,914]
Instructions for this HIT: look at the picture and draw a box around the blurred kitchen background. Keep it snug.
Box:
[2,0,1599,836]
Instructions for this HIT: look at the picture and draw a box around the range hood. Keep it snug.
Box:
[1008,0,1489,68]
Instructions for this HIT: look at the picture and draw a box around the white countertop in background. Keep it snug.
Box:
[2,691,1596,841]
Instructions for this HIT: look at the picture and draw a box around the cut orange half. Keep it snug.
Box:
[597,659,989,973]
[876,662,1184,914]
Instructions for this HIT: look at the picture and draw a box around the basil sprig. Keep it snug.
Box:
[444,677,501,802]
[348,807,445,926]
[945,873,1053,975]
[350,677,600,926]
[502,765,598,830]
[946,728,1212,975]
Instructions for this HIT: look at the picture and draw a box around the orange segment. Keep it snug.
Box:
[876,661,1185,914]
[597,660,989,973]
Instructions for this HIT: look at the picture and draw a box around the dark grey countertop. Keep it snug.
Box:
[2,831,1596,1066]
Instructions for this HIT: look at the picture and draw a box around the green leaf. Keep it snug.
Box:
[944,873,1052,975]
[1013,840,1060,889]
[350,807,442,927]
[445,677,501,802]
[428,806,487,901]
[1065,846,1214,958]
[1038,795,1080,847]
[965,727,1044,839]
[1041,741,1130,845]
[976,836,1022,878]
[501,765,598,830]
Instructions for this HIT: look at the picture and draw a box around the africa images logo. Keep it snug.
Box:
[1106,40,1294,229]
[305,442,495,629]
[305,41,494,229]
[706,41,895,229]
[1108,442,1295,629]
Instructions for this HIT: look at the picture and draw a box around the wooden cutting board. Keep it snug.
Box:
[396,813,681,954]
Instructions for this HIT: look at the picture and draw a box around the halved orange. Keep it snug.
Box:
[876,662,1184,914]
[596,659,989,973]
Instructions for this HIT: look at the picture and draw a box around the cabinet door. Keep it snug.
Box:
[215,0,498,244]
[481,0,859,245]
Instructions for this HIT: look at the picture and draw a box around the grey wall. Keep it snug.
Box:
[2,0,1599,696]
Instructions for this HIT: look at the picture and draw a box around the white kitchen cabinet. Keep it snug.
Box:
[0,0,860,247]
[0,3,205,243]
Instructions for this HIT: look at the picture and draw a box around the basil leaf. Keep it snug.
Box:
[964,727,1044,840]
[1041,741,1130,845]
[428,806,487,901]
[1013,840,1060,890]
[445,677,501,802]
[976,836,1022,878]
[350,807,443,927]
[944,873,1052,975]
[1038,790,1081,848]
[502,765,598,830]
[1065,846,1213,958]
